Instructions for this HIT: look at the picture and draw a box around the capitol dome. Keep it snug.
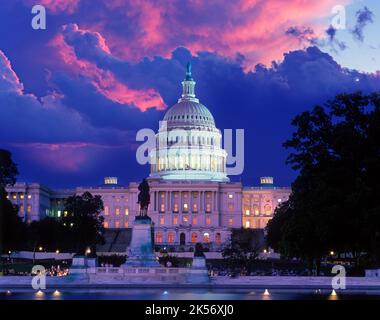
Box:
[149,63,228,182]
[163,101,215,128]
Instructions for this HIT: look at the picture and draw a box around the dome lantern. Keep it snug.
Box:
[180,62,197,102]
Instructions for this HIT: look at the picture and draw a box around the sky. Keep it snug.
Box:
[0,0,379,188]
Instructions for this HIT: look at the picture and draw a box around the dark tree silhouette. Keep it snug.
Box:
[266,92,380,272]
[62,192,105,256]
[0,149,26,254]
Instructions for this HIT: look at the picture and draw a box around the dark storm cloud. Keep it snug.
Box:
[351,6,374,42]
[50,24,380,186]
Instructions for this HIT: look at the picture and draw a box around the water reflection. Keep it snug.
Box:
[1,288,380,300]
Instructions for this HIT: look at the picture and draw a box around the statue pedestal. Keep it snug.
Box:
[186,256,210,284]
[122,216,160,267]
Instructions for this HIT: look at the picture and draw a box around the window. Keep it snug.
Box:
[183,215,188,223]
[160,204,165,212]
[125,208,129,216]
[173,203,179,212]
[27,194,32,199]
[20,205,24,213]
[254,206,259,215]
[104,206,109,216]
[57,210,61,217]
[124,221,129,228]
[173,216,178,225]
[160,217,165,225]
[192,217,197,225]
[12,194,17,200]
[264,205,272,215]
[183,203,188,212]
[228,218,233,225]
[160,193,165,198]
[203,233,210,243]
[104,221,109,228]
[115,221,120,228]
[206,217,211,225]
[20,194,24,200]
[245,220,251,228]
[228,194,233,199]
[168,232,174,243]
[115,207,120,215]
[27,205,32,213]
[191,232,198,243]
[206,203,211,213]
[192,203,197,212]
[215,233,221,245]
[156,232,163,243]
[245,209,250,216]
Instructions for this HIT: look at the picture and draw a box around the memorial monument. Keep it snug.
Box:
[123,179,160,267]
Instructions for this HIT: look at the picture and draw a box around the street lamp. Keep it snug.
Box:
[56,250,60,254]
[39,246,43,251]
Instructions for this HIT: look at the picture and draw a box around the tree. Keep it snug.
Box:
[266,92,380,272]
[222,228,262,273]
[27,218,67,253]
[0,149,26,253]
[62,192,105,255]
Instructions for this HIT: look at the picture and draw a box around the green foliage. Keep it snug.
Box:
[159,255,180,267]
[0,149,18,188]
[222,228,262,271]
[266,92,380,272]
[62,192,105,255]
[27,218,67,252]
[0,149,25,253]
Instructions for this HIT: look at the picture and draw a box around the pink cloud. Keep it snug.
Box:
[0,50,24,94]
[49,27,166,111]
[22,0,79,14]
[84,0,352,69]
[11,142,124,172]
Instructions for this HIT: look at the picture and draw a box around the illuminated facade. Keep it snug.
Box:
[5,66,291,249]
[149,63,228,182]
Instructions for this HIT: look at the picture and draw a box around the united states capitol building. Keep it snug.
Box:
[6,65,290,250]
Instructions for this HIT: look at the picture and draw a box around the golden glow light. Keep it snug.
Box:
[36,290,44,297]
[263,289,270,295]
[38,246,43,251]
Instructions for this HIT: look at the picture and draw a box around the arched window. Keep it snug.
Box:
[264,205,272,215]
[156,232,163,243]
[203,232,210,243]
[180,233,186,245]
[168,232,174,243]
[191,232,198,243]
[215,233,221,244]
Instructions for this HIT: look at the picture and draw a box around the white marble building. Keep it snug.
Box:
[5,65,291,249]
